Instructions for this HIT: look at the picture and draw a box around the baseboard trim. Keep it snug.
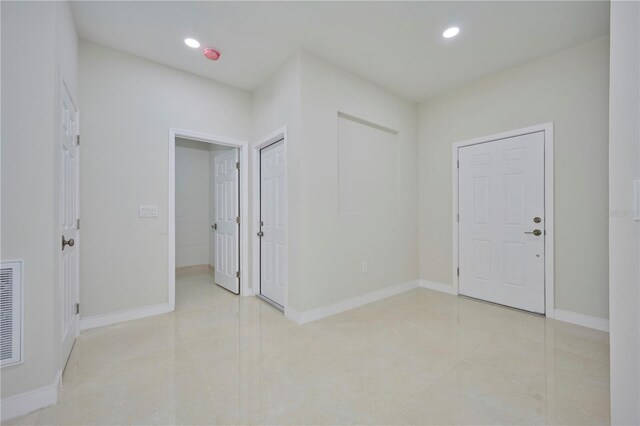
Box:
[175,264,210,273]
[554,309,609,332]
[419,280,458,295]
[1,369,61,421]
[286,280,420,325]
[80,303,173,331]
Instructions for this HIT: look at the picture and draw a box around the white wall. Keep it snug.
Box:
[252,50,420,313]
[608,1,640,423]
[175,139,210,268]
[418,36,610,320]
[79,41,251,317]
[1,0,78,412]
[297,51,419,311]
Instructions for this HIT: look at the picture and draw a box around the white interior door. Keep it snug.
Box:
[214,149,240,294]
[458,132,545,313]
[259,140,286,307]
[61,84,79,368]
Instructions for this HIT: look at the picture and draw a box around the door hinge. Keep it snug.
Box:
[236,161,240,170]
[236,216,240,224]
[75,303,80,315]
[77,218,80,230]
[457,267,460,277]
[457,159,459,168]
[236,271,240,279]
[76,135,80,146]
[457,213,459,223]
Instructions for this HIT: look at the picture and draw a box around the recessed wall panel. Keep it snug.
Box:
[338,113,398,215]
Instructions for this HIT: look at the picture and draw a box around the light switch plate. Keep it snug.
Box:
[139,205,159,218]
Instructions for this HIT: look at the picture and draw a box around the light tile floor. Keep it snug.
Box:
[7,270,610,425]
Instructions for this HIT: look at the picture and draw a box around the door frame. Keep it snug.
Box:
[168,128,250,309]
[452,122,555,317]
[252,127,288,310]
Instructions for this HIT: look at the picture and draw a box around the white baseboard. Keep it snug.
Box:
[554,309,609,332]
[284,307,303,324]
[80,303,173,331]
[419,280,458,295]
[418,281,608,332]
[286,280,419,325]
[1,369,61,421]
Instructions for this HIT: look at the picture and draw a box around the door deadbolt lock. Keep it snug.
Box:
[524,229,542,236]
[62,235,75,250]
[533,217,542,223]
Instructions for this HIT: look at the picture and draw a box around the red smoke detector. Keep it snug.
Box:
[203,48,221,61]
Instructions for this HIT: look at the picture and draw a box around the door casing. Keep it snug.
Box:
[452,123,555,317]
[168,128,250,309]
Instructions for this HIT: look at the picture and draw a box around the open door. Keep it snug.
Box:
[213,149,240,294]
[60,83,79,369]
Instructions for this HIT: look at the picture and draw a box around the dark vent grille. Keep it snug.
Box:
[0,262,21,366]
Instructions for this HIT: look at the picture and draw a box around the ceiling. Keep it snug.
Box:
[71,1,609,101]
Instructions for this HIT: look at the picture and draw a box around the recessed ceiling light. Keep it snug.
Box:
[442,27,460,39]
[184,38,200,48]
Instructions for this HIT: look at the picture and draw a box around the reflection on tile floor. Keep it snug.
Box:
[7,270,610,425]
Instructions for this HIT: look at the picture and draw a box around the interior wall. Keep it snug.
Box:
[418,36,610,319]
[1,0,78,405]
[298,51,419,311]
[175,139,210,268]
[79,40,251,317]
[608,1,640,423]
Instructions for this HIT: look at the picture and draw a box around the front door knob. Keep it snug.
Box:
[524,229,542,236]
[257,231,264,237]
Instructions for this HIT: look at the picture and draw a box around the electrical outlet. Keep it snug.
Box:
[361,262,368,274]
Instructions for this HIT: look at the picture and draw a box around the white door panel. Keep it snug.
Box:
[260,140,286,307]
[61,84,79,369]
[458,132,545,313]
[214,149,239,294]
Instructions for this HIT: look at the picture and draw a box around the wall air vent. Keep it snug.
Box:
[1,261,23,367]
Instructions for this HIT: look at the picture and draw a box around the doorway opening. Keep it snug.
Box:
[168,129,250,310]
[452,123,554,316]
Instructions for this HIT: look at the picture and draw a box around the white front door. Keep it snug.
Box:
[259,140,286,308]
[458,131,545,313]
[214,149,240,294]
[61,84,79,367]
